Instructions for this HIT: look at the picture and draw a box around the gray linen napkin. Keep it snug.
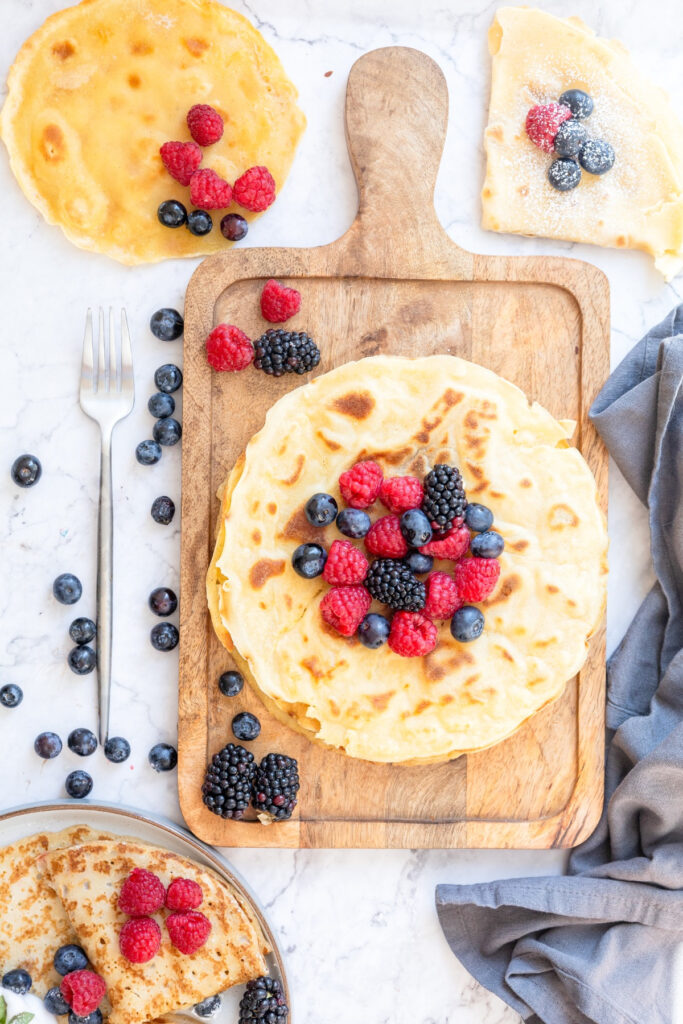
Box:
[436,304,683,1024]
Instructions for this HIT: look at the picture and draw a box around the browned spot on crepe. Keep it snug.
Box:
[249,559,285,589]
[266,502,276,515]
[317,430,341,451]
[520,478,532,488]
[413,414,443,444]
[251,529,261,544]
[184,36,209,56]
[128,73,141,88]
[487,574,521,605]
[302,657,324,680]
[511,539,529,552]
[414,699,432,715]
[495,646,514,662]
[440,694,454,706]
[280,454,305,487]
[41,124,64,162]
[546,584,559,594]
[332,391,375,420]
[549,503,579,529]
[423,647,474,681]
[53,40,75,58]
[284,594,292,610]
[369,691,394,711]
[279,505,321,544]
[131,40,153,54]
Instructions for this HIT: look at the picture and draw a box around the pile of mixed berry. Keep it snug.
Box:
[293,460,505,657]
[525,88,615,192]
[117,868,212,963]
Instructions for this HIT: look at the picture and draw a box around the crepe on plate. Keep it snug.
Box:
[208,355,607,765]
[482,7,683,279]
[0,0,305,264]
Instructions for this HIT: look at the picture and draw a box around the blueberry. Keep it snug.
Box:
[104,736,131,763]
[218,670,244,697]
[53,573,82,605]
[187,209,213,236]
[2,968,32,994]
[149,742,177,772]
[45,985,71,1014]
[451,606,485,643]
[357,613,391,649]
[559,88,593,120]
[579,138,615,175]
[336,508,371,538]
[291,543,327,579]
[403,550,433,575]
[34,731,62,759]
[548,158,581,192]
[153,417,182,446]
[232,712,261,742]
[150,307,184,341]
[68,727,98,757]
[150,622,179,651]
[136,440,162,465]
[69,1010,102,1024]
[0,683,23,708]
[151,495,175,525]
[154,364,183,394]
[194,994,222,1018]
[470,530,504,558]
[11,453,42,487]
[68,645,96,675]
[65,770,93,799]
[69,617,96,645]
[149,586,178,616]
[148,392,175,418]
[400,509,432,547]
[54,944,88,976]
[304,492,337,527]
[464,503,494,533]
[553,119,587,159]
[220,213,248,241]
[157,200,187,229]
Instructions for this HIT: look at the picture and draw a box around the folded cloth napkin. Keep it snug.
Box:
[436,304,683,1024]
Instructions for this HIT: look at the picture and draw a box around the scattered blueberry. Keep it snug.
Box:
[579,138,615,175]
[11,453,42,488]
[136,440,162,465]
[68,727,98,757]
[357,613,391,649]
[0,683,23,709]
[69,617,96,645]
[150,622,179,651]
[149,586,178,617]
[150,307,184,341]
[45,986,71,1015]
[69,1009,102,1024]
[403,550,433,575]
[149,742,177,772]
[54,944,89,976]
[451,606,485,643]
[65,770,93,799]
[471,530,505,558]
[104,736,131,763]
[68,645,96,675]
[157,200,187,229]
[53,573,82,605]
[232,711,261,742]
[148,392,175,418]
[559,88,594,120]
[2,969,32,994]
[34,731,62,759]
[304,492,338,527]
[554,119,587,159]
[218,670,244,697]
[187,209,213,236]
[336,508,371,538]
[153,417,182,446]
[464,503,494,533]
[291,543,327,579]
[194,994,222,1018]
[548,158,581,192]
[154,364,183,394]
[151,495,175,525]
[220,213,248,241]
[400,508,433,547]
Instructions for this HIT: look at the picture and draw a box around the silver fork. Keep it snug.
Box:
[79,309,135,744]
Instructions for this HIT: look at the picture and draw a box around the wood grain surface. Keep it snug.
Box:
[178,47,610,849]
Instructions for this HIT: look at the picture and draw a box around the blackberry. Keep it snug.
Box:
[252,753,300,821]
[202,742,256,820]
[238,976,288,1024]
[253,329,320,377]
[421,464,466,533]
[365,559,426,611]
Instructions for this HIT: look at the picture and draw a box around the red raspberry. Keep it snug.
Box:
[166,877,204,912]
[339,460,383,509]
[119,917,161,963]
[454,557,501,603]
[118,867,166,916]
[166,910,212,955]
[419,524,470,560]
[379,476,424,515]
[206,324,253,372]
[320,585,371,637]
[423,571,461,619]
[365,515,408,558]
[323,540,368,585]
[60,970,106,1017]
[525,102,572,152]
[187,103,224,146]
[159,141,202,186]
[189,168,232,209]
[260,279,302,323]
[233,165,276,212]
[388,611,438,657]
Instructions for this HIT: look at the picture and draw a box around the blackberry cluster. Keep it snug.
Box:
[202,743,256,819]
[365,559,426,611]
[422,464,466,532]
[252,754,300,821]
[239,977,289,1023]
[253,329,320,377]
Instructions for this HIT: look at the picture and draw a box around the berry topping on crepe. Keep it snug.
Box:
[525,101,572,152]
[548,158,582,191]
[553,119,587,158]
[423,571,461,620]
[322,539,368,585]
[320,585,371,637]
[379,475,424,514]
[160,141,202,186]
[365,560,426,612]
[339,460,383,509]
[453,556,501,604]
[422,464,467,532]
[186,103,224,146]
[118,868,166,916]
[166,878,204,912]
[388,611,438,657]
[559,88,594,120]
[60,970,106,1017]
[119,917,162,964]
[365,515,409,558]
[419,523,470,561]
[189,168,233,209]
[579,138,615,175]
[166,911,212,955]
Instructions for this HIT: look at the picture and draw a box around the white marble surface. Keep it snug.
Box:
[0,1,681,1021]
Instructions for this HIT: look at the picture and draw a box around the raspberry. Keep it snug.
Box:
[260,279,301,323]
[233,165,276,212]
[187,103,224,146]
[423,571,461,619]
[419,524,470,560]
[119,917,161,963]
[322,539,368,585]
[453,557,501,603]
[166,878,204,912]
[365,515,408,558]
[206,324,253,372]
[189,168,232,209]
[166,910,212,955]
[159,141,202,186]
[388,611,438,657]
[339,460,383,509]
[525,102,572,152]
[320,585,371,637]
[379,476,424,514]
[60,971,106,1017]
[118,867,166,916]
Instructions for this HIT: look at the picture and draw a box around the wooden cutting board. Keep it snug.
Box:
[178,46,609,849]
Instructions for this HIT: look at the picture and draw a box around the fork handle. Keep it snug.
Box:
[97,431,114,745]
